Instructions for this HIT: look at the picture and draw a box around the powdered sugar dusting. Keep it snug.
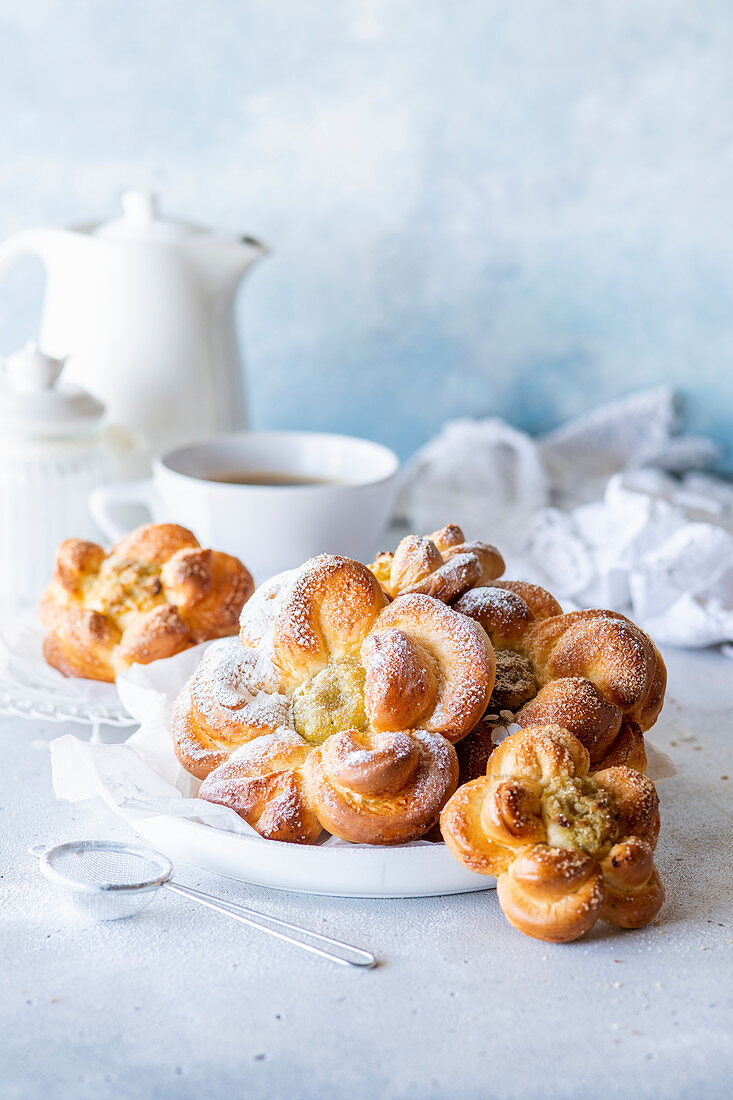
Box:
[544,613,653,711]
[188,637,291,739]
[368,594,494,740]
[403,552,480,602]
[272,555,386,676]
[361,628,437,731]
[455,586,534,646]
[239,568,300,650]
[516,676,622,763]
[199,730,321,843]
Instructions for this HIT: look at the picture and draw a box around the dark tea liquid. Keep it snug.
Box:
[202,471,342,487]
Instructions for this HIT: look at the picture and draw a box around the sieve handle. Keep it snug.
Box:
[164,882,377,969]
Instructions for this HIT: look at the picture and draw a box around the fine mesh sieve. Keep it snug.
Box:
[36,841,172,922]
[33,840,376,968]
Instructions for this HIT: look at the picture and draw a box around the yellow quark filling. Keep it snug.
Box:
[291,656,368,746]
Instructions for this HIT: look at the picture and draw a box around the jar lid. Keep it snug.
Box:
[0,341,106,438]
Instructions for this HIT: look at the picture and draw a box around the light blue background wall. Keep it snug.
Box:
[0,0,731,468]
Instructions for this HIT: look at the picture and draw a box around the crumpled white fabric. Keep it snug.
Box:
[540,387,722,504]
[522,470,733,648]
[400,417,549,546]
[400,389,732,649]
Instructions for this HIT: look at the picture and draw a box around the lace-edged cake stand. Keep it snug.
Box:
[0,610,136,739]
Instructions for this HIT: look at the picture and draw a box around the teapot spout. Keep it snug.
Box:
[190,234,268,295]
[239,234,268,262]
[232,234,268,279]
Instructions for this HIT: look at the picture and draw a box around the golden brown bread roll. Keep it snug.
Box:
[600,837,665,928]
[272,554,388,689]
[361,593,495,742]
[170,640,291,779]
[305,727,459,844]
[198,732,322,844]
[440,725,664,942]
[490,580,563,621]
[198,723,460,847]
[39,523,254,681]
[454,584,666,770]
[181,552,496,843]
[180,531,668,864]
[497,844,606,943]
[370,524,504,603]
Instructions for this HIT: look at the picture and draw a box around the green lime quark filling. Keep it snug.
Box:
[291,656,368,746]
[541,777,618,859]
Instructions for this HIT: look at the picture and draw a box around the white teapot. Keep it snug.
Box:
[0,191,266,470]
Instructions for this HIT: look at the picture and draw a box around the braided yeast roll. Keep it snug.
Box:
[171,554,384,779]
[454,585,667,772]
[199,726,459,846]
[370,524,504,603]
[39,523,254,682]
[271,553,388,691]
[186,553,495,843]
[199,732,322,844]
[360,593,495,740]
[171,640,291,778]
[306,728,459,844]
[175,555,495,779]
[440,726,664,942]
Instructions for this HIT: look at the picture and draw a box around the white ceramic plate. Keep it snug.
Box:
[134,815,496,899]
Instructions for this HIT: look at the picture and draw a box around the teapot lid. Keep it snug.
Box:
[92,190,207,243]
[0,341,105,438]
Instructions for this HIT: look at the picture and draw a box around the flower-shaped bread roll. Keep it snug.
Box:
[172,555,386,778]
[39,523,254,681]
[370,524,504,603]
[180,553,496,844]
[454,585,667,772]
[440,725,664,942]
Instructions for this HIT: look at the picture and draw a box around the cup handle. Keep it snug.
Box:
[89,479,156,543]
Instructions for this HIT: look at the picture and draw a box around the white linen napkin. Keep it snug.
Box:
[399,390,732,648]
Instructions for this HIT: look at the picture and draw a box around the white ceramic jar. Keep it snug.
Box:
[0,342,112,604]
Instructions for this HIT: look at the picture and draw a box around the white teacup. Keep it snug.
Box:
[89,431,399,582]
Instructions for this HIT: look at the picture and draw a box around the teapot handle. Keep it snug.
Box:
[89,480,156,543]
[0,229,53,278]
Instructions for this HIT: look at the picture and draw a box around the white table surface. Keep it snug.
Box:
[1,643,732,1100]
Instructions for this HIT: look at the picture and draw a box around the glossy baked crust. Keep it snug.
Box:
[369,524,505,603]
[187,552,494,843]
[199,726,459,846]
[38,523,254,682]
[453,587,667,773]
[440,725,664,942]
